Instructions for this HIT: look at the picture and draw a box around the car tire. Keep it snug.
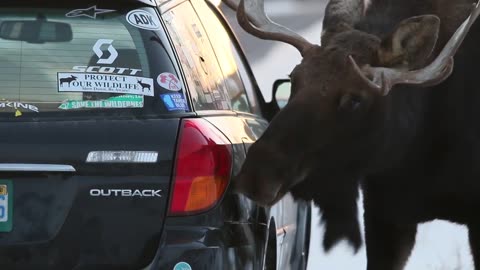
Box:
[299,204,311,270]
[291,202,311,270]
[263,219,277,270]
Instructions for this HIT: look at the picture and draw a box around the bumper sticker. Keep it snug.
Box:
[93,39,118,65]
[160,93,188,111]
[66,6,115,19]
[173,262,192,270]
[157,72,182,91]
[0,180,13,233]
[0,101,39,117]
[59,95,144,110]
[126,10,161,30]
[58,72,154,97]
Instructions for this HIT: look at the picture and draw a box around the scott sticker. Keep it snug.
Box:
[173,262,192,270]
[157,72,182,91]
[93,39,118,64]
[73,66,142,76]
[59,95,144,110]
[160,93,188,111]
[66,6,115,19]
[126,10,161,30]
[58,73,154,97]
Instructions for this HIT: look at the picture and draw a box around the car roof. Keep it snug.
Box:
[6,0,160,7]
[131,0,158,6]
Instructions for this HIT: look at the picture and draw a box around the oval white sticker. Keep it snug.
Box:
[126,9,161,30]
[157,72,182,91]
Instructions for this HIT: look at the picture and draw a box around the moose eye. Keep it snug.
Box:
[338,94,362,112]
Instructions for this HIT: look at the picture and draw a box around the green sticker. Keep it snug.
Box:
[0,180,13,233]
[59,95,144,110]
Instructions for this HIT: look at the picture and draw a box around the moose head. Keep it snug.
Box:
[233,0,480,206]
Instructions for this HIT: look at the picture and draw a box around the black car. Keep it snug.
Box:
[0,0,310,269]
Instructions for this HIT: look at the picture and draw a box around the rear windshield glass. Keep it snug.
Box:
[0,4,188,119]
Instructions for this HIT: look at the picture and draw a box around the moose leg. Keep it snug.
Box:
[467,223,480,269]
[363,198,417,270]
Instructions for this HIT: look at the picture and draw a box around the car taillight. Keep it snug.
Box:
[169,118,232,216]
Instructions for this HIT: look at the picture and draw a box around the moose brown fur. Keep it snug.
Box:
[232,0,480,269]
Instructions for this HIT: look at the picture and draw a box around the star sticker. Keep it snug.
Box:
[66,5,116,19]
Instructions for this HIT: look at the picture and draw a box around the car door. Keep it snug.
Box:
[191,1,307,270]
[161,2,266,269]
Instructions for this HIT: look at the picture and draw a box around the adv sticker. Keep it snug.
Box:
[157,72,182,91]
[58,73,154,97]
[59,95,144,110]
[161,93,188,111]
[126,9,161,30]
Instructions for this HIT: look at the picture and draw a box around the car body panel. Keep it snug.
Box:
[0,119,179,269]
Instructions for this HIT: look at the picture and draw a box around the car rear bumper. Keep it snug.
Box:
[143,221,267,270]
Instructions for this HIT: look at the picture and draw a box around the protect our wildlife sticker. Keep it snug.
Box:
[157,72,182,91]
[58,73,154,97]
[173,262,192,270]
[126,9,161,30]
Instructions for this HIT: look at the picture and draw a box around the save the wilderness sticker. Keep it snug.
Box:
[58,73,154,97]
[59,95,144,110]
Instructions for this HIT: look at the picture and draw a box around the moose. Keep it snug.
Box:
[59,75,77,86]
[231,0,480,269]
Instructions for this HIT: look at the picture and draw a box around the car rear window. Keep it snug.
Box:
[0,4,188,119]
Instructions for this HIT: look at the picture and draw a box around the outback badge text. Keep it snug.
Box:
[89,189,162,197]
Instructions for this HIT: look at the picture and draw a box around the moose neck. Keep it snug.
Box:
[350,0,475,174]
[366,85,435,174]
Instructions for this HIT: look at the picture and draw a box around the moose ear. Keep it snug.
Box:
[377,15,440,69]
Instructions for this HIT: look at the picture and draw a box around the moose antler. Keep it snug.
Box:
[350,1,480,95]
[235,0,314,55]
